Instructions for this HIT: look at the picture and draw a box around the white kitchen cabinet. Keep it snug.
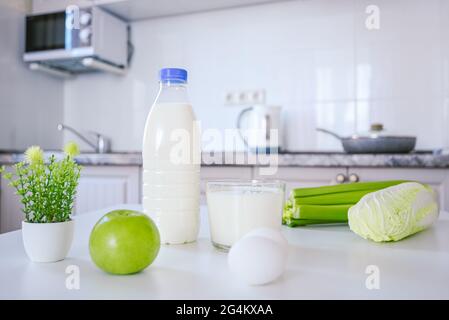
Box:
[99,0,279,21]
[253,167,347,197]
[31,0,280,21]
[2,164,448,233]
[347,168,449,210]
[253,166,449,210]
[31,0,93,13]
[74,166,140,215]
[0,165,140,233]
[0,166,23,234]
[200,166,252,204]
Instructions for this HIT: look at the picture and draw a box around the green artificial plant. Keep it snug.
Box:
[0,142,82,223]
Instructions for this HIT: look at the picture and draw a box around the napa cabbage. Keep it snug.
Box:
[348,182,439,242]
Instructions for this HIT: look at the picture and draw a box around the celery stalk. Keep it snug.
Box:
[291,190,375,205]
[283,180,409,227]
[292,204,351,221]
[291,180,407,198]
[284,218,348,227]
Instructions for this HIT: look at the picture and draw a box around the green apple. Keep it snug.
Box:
[89,210,160,275]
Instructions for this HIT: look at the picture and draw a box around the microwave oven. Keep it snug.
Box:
[23,7,128,75]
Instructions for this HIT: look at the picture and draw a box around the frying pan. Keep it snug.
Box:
[316,124,416,154]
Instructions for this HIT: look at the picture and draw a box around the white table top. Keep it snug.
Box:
[0,205,448,300]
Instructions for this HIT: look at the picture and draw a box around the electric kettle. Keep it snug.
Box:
[237,105,282,153]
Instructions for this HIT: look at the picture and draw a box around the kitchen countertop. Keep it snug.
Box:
[0,204,448,299]
[2,150,449,168]
[0,151,143,166]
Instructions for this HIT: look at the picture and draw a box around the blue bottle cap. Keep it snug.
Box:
[159,68,188,83]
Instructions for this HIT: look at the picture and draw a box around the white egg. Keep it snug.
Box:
[228,235,287,285]
[242,227,288,256]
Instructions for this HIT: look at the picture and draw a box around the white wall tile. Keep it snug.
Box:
[440,0,449,149]
[354,0,443,144]
[0,1,63,150]
[62,0,447,152]
[64,0,357,152]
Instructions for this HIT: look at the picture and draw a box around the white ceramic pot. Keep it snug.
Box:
[22,220,75,263]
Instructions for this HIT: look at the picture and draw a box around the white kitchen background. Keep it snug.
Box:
[0,0,63,150]
[1,0,449,152]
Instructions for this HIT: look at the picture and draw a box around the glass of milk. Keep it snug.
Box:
[206,180,285,251]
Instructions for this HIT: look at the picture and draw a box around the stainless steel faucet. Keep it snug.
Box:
[57,124,111,154]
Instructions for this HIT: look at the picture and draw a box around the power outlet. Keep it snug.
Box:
[250,90,266,104]
[225,92,239,105]
[225,89,266,106]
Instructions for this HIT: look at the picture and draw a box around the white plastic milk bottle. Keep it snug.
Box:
[142,68,200,244]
